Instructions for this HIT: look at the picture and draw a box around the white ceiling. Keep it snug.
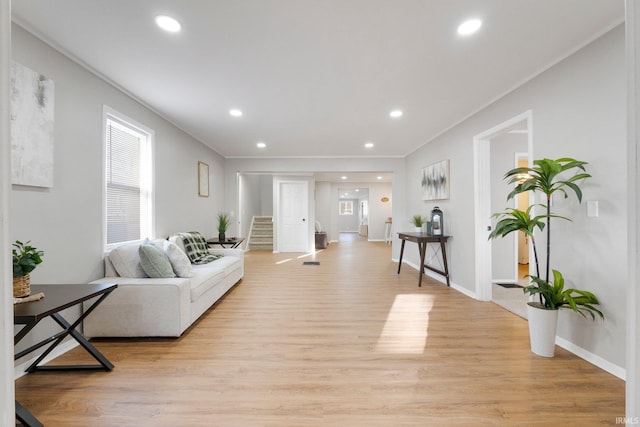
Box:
[12,0,624,159]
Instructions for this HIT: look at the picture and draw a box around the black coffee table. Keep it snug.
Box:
[14,282,118,427]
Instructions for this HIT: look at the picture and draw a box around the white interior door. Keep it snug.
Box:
[279,181,309,252]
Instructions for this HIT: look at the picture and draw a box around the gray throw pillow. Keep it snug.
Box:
[139,241,176,278]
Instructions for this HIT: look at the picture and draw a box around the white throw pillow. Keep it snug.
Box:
[108,242,147,278]
[163,240,194,278]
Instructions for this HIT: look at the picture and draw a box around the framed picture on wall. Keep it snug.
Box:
[421,159,449,200]
[198,161,209,197]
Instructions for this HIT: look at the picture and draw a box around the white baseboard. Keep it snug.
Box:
[556,336,626,380]
[14,339,79,380]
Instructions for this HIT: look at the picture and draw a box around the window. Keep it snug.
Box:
[339,200,353,215]
[104,107,153,248]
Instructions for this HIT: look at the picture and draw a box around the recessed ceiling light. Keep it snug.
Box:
[155,15,181,33]
[377,176,382,180]
[341,176,347,180]
[355,189,360,192]
[389,110,403,118]
[256,142,266,148]
[457,19,482,36]
[364,142,374,148]
[229,109,243,117]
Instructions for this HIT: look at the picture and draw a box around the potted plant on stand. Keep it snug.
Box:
[217,212,230,241]
[488,158,603,357]
[411,215,425,232]
[12,240,44,298]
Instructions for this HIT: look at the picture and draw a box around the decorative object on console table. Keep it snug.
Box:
[488,157,603,357]
[430,206,443,236]
[217,212,230,241]
[198,161,209,197]
[12,240,44,298]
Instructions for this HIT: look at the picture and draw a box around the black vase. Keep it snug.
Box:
[218,232,226,242]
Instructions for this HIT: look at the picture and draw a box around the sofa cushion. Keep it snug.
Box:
[139,240,176,278]
[109,242,147,278]
[189,266,226,302]
[193,255,242,277]
[163,240,193,278]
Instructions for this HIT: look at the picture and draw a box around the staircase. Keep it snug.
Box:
[248,216,274,251]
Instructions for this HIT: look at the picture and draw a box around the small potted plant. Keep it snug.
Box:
[217,212,230,241]
[411,215,425,232]
[12,240,44,297]
[489,158,603,357]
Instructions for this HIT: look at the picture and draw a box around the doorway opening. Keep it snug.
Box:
[473,110,533,313]
[338,187,369,241]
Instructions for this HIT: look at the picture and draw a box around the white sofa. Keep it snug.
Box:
[83,235,244,338]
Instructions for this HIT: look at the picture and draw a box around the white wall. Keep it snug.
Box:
[627,0,640,415]
[11,24,225,284]
[315,181,332,238]
[1,0,14,422]
[366,183,393,241]
[405,25,626,370]
[10,24,225,362]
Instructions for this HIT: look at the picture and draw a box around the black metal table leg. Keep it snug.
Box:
[16,400,43,427]
[418,242,427,287]
[440,239,450,286]
[397,239,406,274]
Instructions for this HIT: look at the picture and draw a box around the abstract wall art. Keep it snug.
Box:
[198,161,209,197]
[10,61,55,188]
[421,159,449,200]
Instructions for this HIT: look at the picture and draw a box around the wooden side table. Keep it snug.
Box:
[397,232,451,287]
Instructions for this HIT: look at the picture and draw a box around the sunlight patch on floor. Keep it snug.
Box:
[297,252,319,259]
[374,294,435,354]
[275,258,292,265]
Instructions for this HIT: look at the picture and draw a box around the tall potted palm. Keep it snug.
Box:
[489,158,603,357]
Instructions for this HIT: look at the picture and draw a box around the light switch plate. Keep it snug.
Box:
[587,200,599,217]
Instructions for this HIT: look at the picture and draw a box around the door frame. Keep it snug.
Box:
[473,110,533,301]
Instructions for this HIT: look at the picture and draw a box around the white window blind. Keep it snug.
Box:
[105,111,153,247]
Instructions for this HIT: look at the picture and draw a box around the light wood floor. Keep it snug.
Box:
[15,237,624,426]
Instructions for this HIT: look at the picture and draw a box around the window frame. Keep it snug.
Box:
[339,200,354,215]
[102,105,155,251]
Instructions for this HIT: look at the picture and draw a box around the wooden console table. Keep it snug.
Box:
[14,283,117,427]
[397,232,450,287]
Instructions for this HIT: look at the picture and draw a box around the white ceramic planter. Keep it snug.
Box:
[527,303,559,357]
